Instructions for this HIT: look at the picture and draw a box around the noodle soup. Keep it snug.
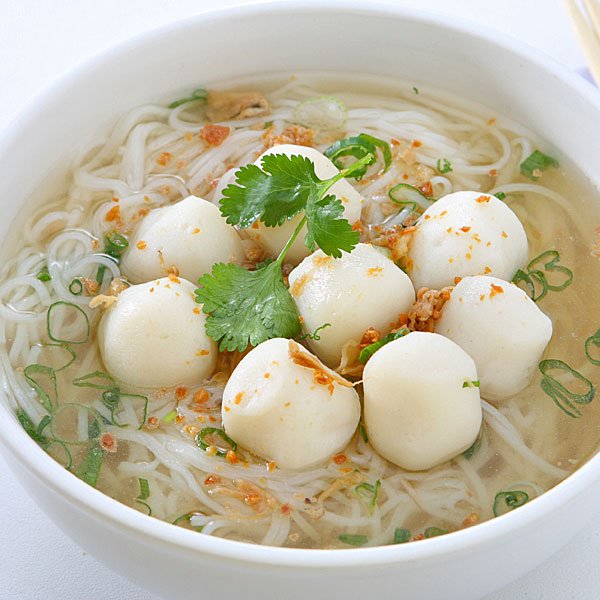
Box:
[1,73,598,549]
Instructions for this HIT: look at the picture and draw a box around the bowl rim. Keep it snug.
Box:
[0,0,599,569]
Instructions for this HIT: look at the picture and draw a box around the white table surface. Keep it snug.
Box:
[0,0,598,598]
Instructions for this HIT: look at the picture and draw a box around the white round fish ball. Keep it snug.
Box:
[363,332,482,471]
[288,243,415,367]
[98,277,216,388]
[407,191,528,290]
[435,275,553,402]
[242,144,363,265]
[222,338,360,470]
[121,195,245,284]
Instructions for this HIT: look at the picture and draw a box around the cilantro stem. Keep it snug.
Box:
[274,153,372,267]
[276,216,307,266]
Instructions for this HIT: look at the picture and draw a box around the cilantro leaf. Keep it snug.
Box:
[520,150,559,181]
[196,261,301,352]
[304,194,359,257]
[221,154,320,228]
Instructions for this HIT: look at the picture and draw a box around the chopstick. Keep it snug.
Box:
[564,0,600,85]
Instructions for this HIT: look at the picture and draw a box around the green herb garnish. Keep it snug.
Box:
[17,409,50,448]
[168,87,208,109]
[76,444,104,488]
[512,250,573,302]
[388,183,431,212]
[539,359,595,418]
[355,479,381,512]
[135,478,152,515]
[197,152,370,352]
[103,232,129,260]
[358,422,369,443]
[519,150,559,181]
[47,301,90,345]
[195,427,237,458]
[462,380,480,388]
[324,133,391,179]
[493,490,529,517]
[69,278,83,295]
[412,87,419,95]
[585,328,600,366]
[172,512,204,531]
[338,533,368,547]
[462,426,484,460]
[424,527,447,538]
[298,323,331,342]
[393,528,411,544]
[359,328,409,364]
[36,266,51,282]
[436,158,452,174]
[23,364,57,413]
[494,192,506,201]
[163,409,178,424]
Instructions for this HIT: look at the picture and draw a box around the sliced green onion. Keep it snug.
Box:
[338,533,368,547]
[135,478,152,515]
[137,478,150,500]
[168,87,208,109]
[324,133,391,180]
[388,183,431,212]
[539,359,595,418]
[359,328,409,364]
[88,417,101,440]
[121,393,149,430]
[393,528,411,544]
[462,426,484,460]
[69,278,83,295]
[298,323,331,341]
[47,301,90,345]
[36,414,52,436]
[73,370,117,390]
[520,150,558,181]
[512,250,573,302]
[76,444,104,488]
[23,364,57,412]
[38,343,76,372]
[462,380,480,388]
[17,409,49,448]
[358,422,369,443]
[46,439,74,470]
[95,265,106,286]
[50,403,104,445]
[36,266,51,282]
[293,96,347,131]
[424,527,447,538]
[163,410,178,424]
[195,427,237,458]
[101,389,123,426]
[355,479,381,511]
[493,490,529,517]
[172,512,204,531]
[512,268,545,302]
[412,87,419,95]
[585,328,600,366]
[494,192,506,201]
[528,251,573,292]
[103,232,129,260]
[436,158,452,174]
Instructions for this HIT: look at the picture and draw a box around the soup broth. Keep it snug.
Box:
[1,73,598,548]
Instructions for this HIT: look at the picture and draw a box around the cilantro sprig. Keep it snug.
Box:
[196,144,381,352]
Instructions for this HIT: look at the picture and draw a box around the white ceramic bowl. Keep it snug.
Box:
[0,3,599,599]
